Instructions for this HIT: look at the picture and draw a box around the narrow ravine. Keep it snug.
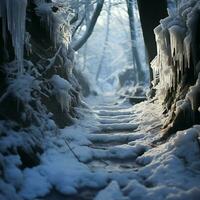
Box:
[1,1,200,200]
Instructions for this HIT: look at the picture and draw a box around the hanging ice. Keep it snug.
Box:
[0,0,27,71]
[35,0,72,48]
[151,0,200,100]
[50,75,72,112]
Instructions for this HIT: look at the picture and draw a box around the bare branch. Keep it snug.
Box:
[72,0,105,51]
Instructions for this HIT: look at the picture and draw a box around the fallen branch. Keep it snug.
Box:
[64,138,82,162]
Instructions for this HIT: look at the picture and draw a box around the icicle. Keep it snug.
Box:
[150,1,200,101]
[183,35,191,69]
[50,75,72,112]
[0,0,27,72]
[35,0,72,48]
[25,32,32,56]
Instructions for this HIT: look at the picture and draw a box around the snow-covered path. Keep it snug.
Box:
[41,96,160,200]
[16,96,200,200]
[86,97,144,173]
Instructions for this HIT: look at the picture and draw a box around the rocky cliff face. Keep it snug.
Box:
[152,0,200,139]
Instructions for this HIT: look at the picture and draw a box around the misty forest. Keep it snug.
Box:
[0,0,200,199]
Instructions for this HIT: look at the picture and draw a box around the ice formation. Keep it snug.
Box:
[35,0,73,47]
[50,74,72,112]
[152,0,200,99]
[0,0,27,71]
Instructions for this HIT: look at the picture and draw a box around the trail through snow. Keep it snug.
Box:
[10,95,200,200]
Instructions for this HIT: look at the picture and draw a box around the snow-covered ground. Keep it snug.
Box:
[1,95,200,200]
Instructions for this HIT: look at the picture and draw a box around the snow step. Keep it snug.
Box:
[97,117,133,124]
[88,133,144,143]
[92,105,130,110]
[97,114,135,120]
[97,123,138,133]
[87,144,146,161]
[94,110,133,117]
[88,158,140,172]
[90,142,128,149]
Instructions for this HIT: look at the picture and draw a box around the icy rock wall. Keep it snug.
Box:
[0,0,82,171]
[152,0,200,137]
[0,0,80,127]
[34,0,73,47]
[24,0,81,127]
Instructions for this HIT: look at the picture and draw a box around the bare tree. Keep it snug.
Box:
[72,0,105,51]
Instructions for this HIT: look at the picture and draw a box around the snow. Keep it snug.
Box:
[19,169,51,199]
[4,155,23,189]
[88,132,144,143]
[0,130,24,153]
[135,125,200,199]
[94,181,128,200]
[167,187,200,200]
[97,116,133,124]
[97,123,138,132]
[8,74,40,103]
[95,109,133,116]
[0,180,22,200]
[122,179,148,199]
[18,133,108,197]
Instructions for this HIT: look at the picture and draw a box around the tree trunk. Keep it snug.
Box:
[137,0,168,82]
[126,0,144,84]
